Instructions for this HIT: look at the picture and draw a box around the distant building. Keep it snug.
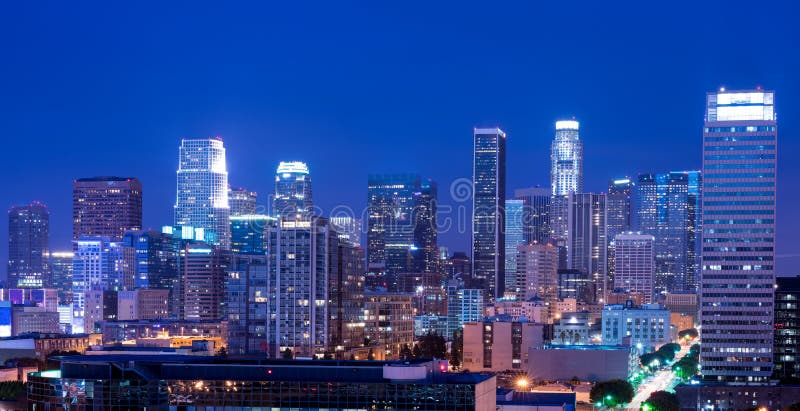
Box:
[121,229,178,290]
[273,161,313,221]
[181,244,229,321]
[472,127,507,302]
[330,216,362,247]
[527,345,634,382]
[517,243,559,302]
[229,215,273,255]
[553,311,591,345]
[601,303,669,348]
[606,179,633,285]
[446,278,484,334]
[73,177,142,241]
[514,186,551,245]
[550,120,583,252]
[100,319,227,344]
[174,138,231,249]
[504,199,525,295]
[11,306,60,336]
[49,252,73,305]
[567,192,607,303]
[226,254,270,355]
[117,289,169,321]
[71,238,127,333]
[363,292,414,360]
[676,384,800,411]
[557,269,591,303]
[774,275,800,382]
[331,242,366,356]
[228,186,258,216]
[83,288,117,333]
[663,293,697,322]
[612,232,655,303]
[463,317,544,372]
[487,298,549,324]
[7,202,50,288]
[414,314,449,338]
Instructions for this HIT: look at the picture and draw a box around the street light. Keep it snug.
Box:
[516,377,530,391]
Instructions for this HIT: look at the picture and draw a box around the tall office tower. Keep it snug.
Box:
[174,138,231,249]
[567,192,607,303]
[230,215,274,255]
[226,254,270,355]
[774,276,800,382]
[607,179,634,287]
[636,171,702,294]
[446,276,485,335]
[181,243,229,321]
[472,127,507,302]
[700,89,777,382]
[73,177,143,241]
[557,269,592,302]
[121,230,178,290]
[49,251,74,305]
[516,243,559,302]
[330,216,362,247]
[8,202,50,288]
[514,186,551,245]
[550,120,583,248]
[331,242,366,356]
[504,199,525,295]
[267,218,338,358]
[273,161,313,221]
[71,237,117,333]
[228,186,258,216]
[367,174,438,290]
[612,232,655,304]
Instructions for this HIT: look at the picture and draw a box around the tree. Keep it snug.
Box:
[412,343,422,358]
[399,344,414,360]
[640,352,662,369]
[672,356,699,380]
[589,379,634,407]
[688,344,700,359]
[322,352,334,360]
[450,330,463,368]
[642,391,679,411]
[417,332,447,359]
[216,346,227,357]
[281,348,293,359]
[0,381,24,401]
[677,328,699,340]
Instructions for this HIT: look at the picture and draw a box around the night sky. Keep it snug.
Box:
[1,1,799,282]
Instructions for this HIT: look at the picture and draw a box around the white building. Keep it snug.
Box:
[601,303,669,348]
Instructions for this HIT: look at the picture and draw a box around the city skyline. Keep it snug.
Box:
[1,2,799,282]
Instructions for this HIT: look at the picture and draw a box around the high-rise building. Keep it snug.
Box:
[226,254,270,355]
[774,276,800,382]
[550,120,583,248]
[636,171,701,293]
[73,177,142,241]
[363,292,415,359]
[607,179,633,285]
[612,232,655,304]
[504,199,525,295]
[557,269,592,303]
[8,202,50,288]
[174,138,231,249]
[228,186,259,216]
[330,216,362,247]
[49,252,73,305]
[514,186,551,245]
[446,277,484,335]
[332,242,366,356]
[181,244,229,321]
[273,161,313,221]
[367,174,437,290]
[230,215,274,255]
[472,127,506,302]
[567,192,607,303]
[71,237,118,333]
[700,88,777,382]
[121,230,178,290]
[516,243,559,302]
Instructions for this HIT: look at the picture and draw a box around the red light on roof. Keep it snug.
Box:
[756,86,762,90]
[267,369,272,374]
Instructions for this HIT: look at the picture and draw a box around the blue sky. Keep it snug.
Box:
[1,0,799,279]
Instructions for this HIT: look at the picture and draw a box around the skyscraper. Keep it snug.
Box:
[49,251,73,305]
[550,120,583,247]
[228,186,258,216]
[514,186,551,245]
[73,177,142,241]
[472,127,506,302]
[636,171,701,293]
[7,202,50,288]
[121,230,178,290]
[516,243,559,302]
[774,276,800,382]
[230,215,274,255]
[181,244,229,321]
[273,161,313,221]
[612,232,655,304]
[71,237,118,333]
[607,179,634,288]
[330,216,362,247]
[700,88,777,382]
[504,199,525,295]
[174,138,231,249]
[567,192,607,303]
[226,254,269,355]
[367,174,437,290]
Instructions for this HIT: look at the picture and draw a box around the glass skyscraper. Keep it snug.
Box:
[7,201,50,288]
[503,199,525,295]
[550,120,583,247]
[636,171,701,293]
[700,89,777,382]
[514,186,551,245]
[121,229,178,290]
[230,215,274,255]
[174,138,231,249]
[612,232,655,303]
[367,174,437,290]
[73,177,142,241]
[472,127,506,301]
[607,178,633,288]
[228,186,258,216]
[273,161,313,221]
[567,192,606,303]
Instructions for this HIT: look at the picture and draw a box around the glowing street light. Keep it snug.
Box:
[516,377,530,391]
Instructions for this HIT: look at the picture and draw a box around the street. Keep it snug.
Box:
[626,344,691,410]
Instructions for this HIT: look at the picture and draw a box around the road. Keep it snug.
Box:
[625,344,690,411]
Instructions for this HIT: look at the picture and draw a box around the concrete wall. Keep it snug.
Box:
[527,347,629,382]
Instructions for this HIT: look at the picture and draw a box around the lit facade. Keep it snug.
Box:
[226,254,270,355]
[174,138,231,249]
[71,238,124,334]
[601,303,669,348]
[121,229,178,290]
[463,318,544,372]
[567,192,607,303]
[230,214,274,255]
[363,292,415,359]
[700,89,777,382]
[612,232,655,304]
[607,179,633,285]
[273,161,313,221]
[514,186,551,245]
[516,243,559,302]
[472,127,506,302]
[550,120,583,248]
[181,244,229,321]
[774,276,800,382]
[7,201,50,288]
[636,171,701,293]
[73,177,142,241]
[503,199,525,295]
[228,186,258,216]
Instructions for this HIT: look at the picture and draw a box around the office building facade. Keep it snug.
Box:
[550,120,583,246]
[774,276,800,382]
[73,177,142,241]
[273,161,313,221]
[516,243,559,302]
[612,232,655,304]
[700,89,777,382]
[514,186,551,245]
[567,192,607,303]
[174,138,231,249]
[7,201,50,288]
[228,186,258,216]
[504,199,525,295]
[472,127,506,301]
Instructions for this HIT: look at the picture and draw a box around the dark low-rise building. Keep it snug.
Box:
[676,383,800,411]
[28,355,496,410]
